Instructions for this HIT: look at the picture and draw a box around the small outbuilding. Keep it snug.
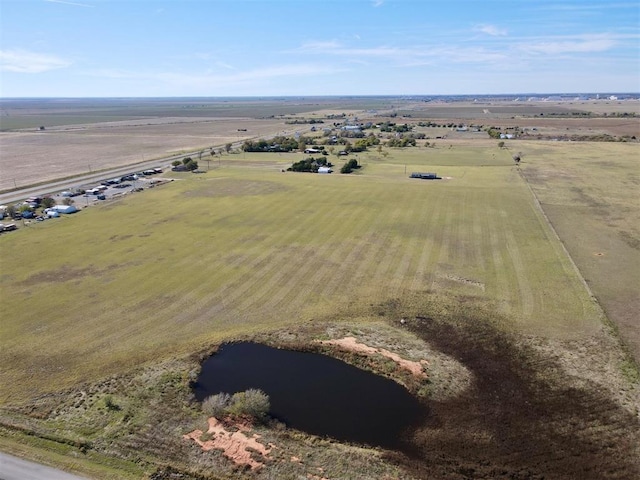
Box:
[410,172,439,180]
[317,166,333,174]
[49,205,78,214]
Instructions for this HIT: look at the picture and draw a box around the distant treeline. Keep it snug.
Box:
[242,136,311,152]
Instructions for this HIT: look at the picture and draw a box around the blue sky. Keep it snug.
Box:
[1,0,638,97]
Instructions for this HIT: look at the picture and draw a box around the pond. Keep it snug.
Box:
[192,342,426,451]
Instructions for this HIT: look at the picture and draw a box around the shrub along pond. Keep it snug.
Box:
[192,342,426,451]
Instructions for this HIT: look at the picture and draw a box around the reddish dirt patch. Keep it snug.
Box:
[183,417,273,470]
[319,336,428,377]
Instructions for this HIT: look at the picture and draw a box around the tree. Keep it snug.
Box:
[6,204,16,219]
[62,197,74,206]
[18,204,33,214]
[498,141,505,149]
[185,159,199,171]
[171,160,181,167]
[512,152,522,164]
[225,143,232,153]
[341,158,360,174]
[41,196,55,209]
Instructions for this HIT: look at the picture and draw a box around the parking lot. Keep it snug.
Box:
[1,167,172,229]
[69,169,168,206]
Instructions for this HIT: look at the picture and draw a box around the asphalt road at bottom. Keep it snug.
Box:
[0,452,88,480]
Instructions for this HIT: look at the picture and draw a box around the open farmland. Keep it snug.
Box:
[1,141,639,478]
[0,98,639,479]
[0,117,290,191]
[0,96,381,192]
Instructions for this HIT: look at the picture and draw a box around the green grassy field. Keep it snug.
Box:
[0,144,603,406]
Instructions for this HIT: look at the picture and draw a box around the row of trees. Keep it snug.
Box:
[386,137,417,147]
[287,156,332,172]
[379,122,413,133]
[242,136,310,152]
[172,157,199,171]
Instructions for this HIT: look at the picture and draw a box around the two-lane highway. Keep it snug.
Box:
[0,452,88,480]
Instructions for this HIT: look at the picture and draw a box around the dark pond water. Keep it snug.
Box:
[192,342,426,451]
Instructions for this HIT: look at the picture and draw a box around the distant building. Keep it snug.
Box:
[318,166,333,174]
[410,172,439,180]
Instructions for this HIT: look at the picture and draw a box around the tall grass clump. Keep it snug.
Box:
[201,389,270,421]
[202,392,232,418]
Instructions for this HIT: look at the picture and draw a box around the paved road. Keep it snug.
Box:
[0,130,297,207]
[0,155,181,206]
[0,452,88,480]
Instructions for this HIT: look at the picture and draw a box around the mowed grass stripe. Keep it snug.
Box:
[246,203,352,315]
[361,189,408,295]
[487,208,513,314]
[284,201,369,314]
[228,209,341,316]
[471,190,488,275]
[170,186,322,325]
[430,192,457,290]
[410,191,445,292]
[505,229,535,317]
[334,201,397,301]
[387,185,433,295]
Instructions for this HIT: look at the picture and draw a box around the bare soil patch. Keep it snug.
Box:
[318,336,428,378]
[183,417,274,470]
[18,263,127,286]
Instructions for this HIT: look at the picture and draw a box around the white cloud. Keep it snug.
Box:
[372,0,384,7]
[521,35,617,55]
[215,61,236,70]
[297,41,342,51]
[44,0,95,7]
[0,49,71,73]
[474,24,508,36]
[296,41,403,58]
[82,63,345,91]
[84,68,136,79]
